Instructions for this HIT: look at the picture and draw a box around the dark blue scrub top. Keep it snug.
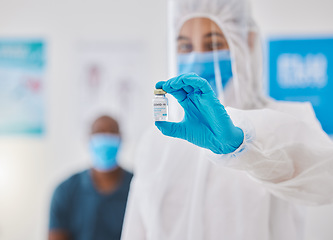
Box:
[49,169,133,240]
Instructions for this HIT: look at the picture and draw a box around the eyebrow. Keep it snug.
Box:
[177,35,191,41]
[203,32,224,38]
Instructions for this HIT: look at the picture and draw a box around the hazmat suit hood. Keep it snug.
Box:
[167,0,268,116]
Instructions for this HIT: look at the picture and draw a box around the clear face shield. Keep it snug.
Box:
[168,0,266,111]
[176,17,233,104]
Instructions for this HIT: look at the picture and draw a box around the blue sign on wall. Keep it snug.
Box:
[0,40,46,135]
[268,37,333,134]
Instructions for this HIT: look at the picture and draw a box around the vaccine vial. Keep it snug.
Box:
[153,89,168,121]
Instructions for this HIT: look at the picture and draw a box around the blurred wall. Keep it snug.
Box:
[0,0,332,240]
[252,0,333,35]
[251,0,333,240]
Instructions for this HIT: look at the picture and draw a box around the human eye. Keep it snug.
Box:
[177,42,193,53]
[204,41,225,51]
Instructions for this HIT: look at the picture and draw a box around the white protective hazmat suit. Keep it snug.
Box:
[121,0,333,239]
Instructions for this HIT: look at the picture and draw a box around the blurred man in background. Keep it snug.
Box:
[49,115,132,240]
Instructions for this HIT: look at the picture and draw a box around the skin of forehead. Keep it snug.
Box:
[91,116,119,134]
[179,17,223,36]
[178,17,225,52]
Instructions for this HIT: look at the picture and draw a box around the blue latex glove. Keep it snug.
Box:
[155,73,244,154]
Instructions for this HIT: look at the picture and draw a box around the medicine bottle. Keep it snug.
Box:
[153,89,168,121]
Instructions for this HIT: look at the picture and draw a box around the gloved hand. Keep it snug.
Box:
[155,73,244,154]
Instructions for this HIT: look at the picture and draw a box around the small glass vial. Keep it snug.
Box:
[153,89,168,121]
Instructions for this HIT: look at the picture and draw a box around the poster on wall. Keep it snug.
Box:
[0,40,46,135]
[268,37,333,135]
[77,42,151,169]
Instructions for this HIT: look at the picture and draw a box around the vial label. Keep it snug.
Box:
[153,98,168,121]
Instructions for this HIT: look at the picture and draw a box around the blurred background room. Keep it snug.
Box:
[0,0,332,239]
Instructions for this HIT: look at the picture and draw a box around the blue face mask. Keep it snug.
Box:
[177,50,233,95]
[89,133,121,172]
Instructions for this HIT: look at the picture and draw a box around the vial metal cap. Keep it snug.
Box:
[154,89,167,95]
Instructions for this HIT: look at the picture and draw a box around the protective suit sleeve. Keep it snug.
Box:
[121,178,146,240]
[121,128,153,240]
[207,104,333,205]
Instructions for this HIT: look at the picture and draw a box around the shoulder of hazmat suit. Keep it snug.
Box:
[121,0,333,239]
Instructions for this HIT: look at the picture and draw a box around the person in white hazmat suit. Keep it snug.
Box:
[121,0,333,239]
